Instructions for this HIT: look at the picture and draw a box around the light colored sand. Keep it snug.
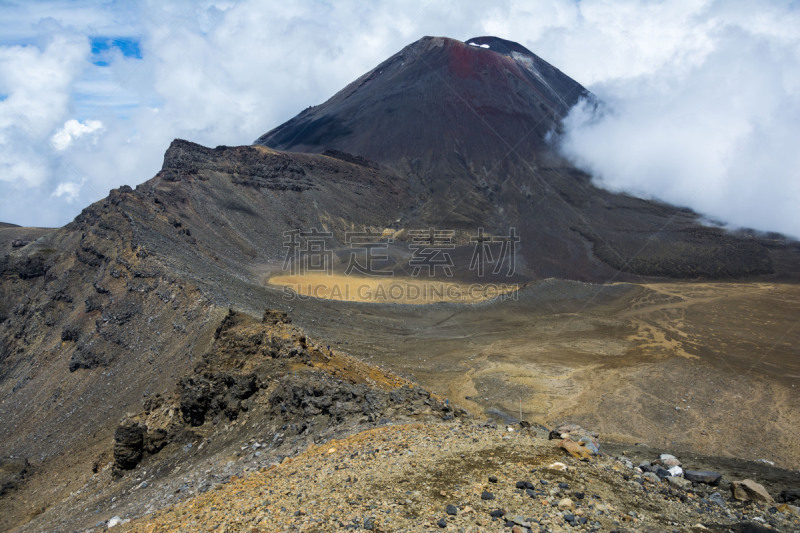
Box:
[268,273,518,304]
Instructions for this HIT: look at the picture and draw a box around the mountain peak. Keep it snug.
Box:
[255,35,587,172]
[465,35,536,56]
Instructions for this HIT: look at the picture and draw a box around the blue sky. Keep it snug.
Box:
[1,0,799,237]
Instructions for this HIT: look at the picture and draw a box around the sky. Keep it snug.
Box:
[0,0,799,237]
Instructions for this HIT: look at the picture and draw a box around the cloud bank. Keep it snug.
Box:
[0,0,798,238]
[555,3,800,238]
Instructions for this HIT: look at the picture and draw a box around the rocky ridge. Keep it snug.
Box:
[4,308,463,532]
[119,422,800,532]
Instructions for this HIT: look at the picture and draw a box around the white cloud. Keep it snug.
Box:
[556,2,800,238]
[51,179,83,202]
[0,156,47,187]
[51,118,103,151]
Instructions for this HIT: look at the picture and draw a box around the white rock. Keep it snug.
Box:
[107,516,129,528]
[668,465,683,477]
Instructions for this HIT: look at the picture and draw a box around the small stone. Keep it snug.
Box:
[489,509,505,518]
[643,472,661,484]
[437,518,447,528]
[558,482,569,489]
[709,492,727,508]
[511,526,524,533]
[684,470,722,485]
[445,504,458,516]
[481,491,495,500]
[516,480,534,490]
[364,517,375,530]
[777,504,800,516]
[667,465,683,477]
[558,498,575,511]
[547,462,568,472]
[659,454,681,467]
[488,475,498,483]
[666,476,692,490]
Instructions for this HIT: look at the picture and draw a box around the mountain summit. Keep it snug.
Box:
[256,36,586,171]
[257,36,795,280]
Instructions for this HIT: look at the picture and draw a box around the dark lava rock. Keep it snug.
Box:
[437,518,447,528]
[445,504,458,515]
[60,325,80,342]
[113,421,145,473]
[655,467,672,479]
[68,347,106,372]
[780,488,800,503]
[0,457,29,496]
[684,470,722,485]
[489,509,505,518]
[516,480,535,490]
[12,255,48,279]
[481,490,495,500]
[179,372,258,426]
[488,475,498,483]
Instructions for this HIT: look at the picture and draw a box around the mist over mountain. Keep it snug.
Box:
[257,35,799,281]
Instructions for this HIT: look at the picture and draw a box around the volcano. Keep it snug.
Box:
[1,36,800,532]
[257,36,798,280]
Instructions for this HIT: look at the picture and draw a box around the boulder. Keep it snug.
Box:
[113,421,145,473]
[780,488,800,503]
[684,470,722,485]
[731,479,774,504]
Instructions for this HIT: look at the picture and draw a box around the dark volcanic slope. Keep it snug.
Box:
[256,36,800,280]
[257,36,586,171]
[0,142,410,530]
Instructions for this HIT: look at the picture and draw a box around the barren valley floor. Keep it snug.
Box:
[282,278,800,469]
